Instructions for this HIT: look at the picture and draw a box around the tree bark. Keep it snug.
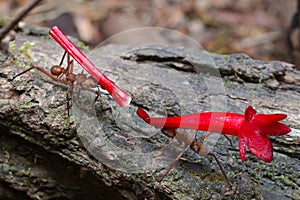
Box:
[0,27,299,200]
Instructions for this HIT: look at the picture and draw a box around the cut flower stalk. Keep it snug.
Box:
[49,26,132,107]
[137,106,291,162]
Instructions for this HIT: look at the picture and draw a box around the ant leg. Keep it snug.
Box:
[158,146,186,182]
[192,132,234,154]
[195,131,234,152]
[56,51,69,80]
[91,85,101,108]
[85,85,102,116]
[58,55,73,80]
[207,152,231,186]
[12,66,36,79]
[95,85,101,102]
[223,135,234,148]
[73,86,81,101]
[66,82,74,117]
[158,139,183,155]
[66,54,74,75]
[59,51,67,66]
[86,91,99,116]
[191,132,231,185]
[14,64,68,83]
[66,94,70,116]
[196,131,214,143]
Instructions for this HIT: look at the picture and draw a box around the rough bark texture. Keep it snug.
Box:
[0,28,299,200]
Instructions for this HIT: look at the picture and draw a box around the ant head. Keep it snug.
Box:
[51,65,64,76]
[162,128,176,138]
[191,141,208,156]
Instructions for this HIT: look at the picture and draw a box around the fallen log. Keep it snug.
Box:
[0,27,299,199]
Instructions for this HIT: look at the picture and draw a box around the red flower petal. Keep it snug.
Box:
[259,122,292,136]
[254,114,287,124]
[245,106,256,121]
[246,134,273,162]
[238,135,247,163]
[240,122,273,162]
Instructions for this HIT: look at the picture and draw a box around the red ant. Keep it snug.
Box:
[13,51,101,116]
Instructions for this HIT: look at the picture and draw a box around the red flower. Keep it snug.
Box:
[238,106,291,162]
[137,106,291,162]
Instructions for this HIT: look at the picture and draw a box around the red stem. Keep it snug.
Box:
[49,26,131,107]
[137,108,244,136]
